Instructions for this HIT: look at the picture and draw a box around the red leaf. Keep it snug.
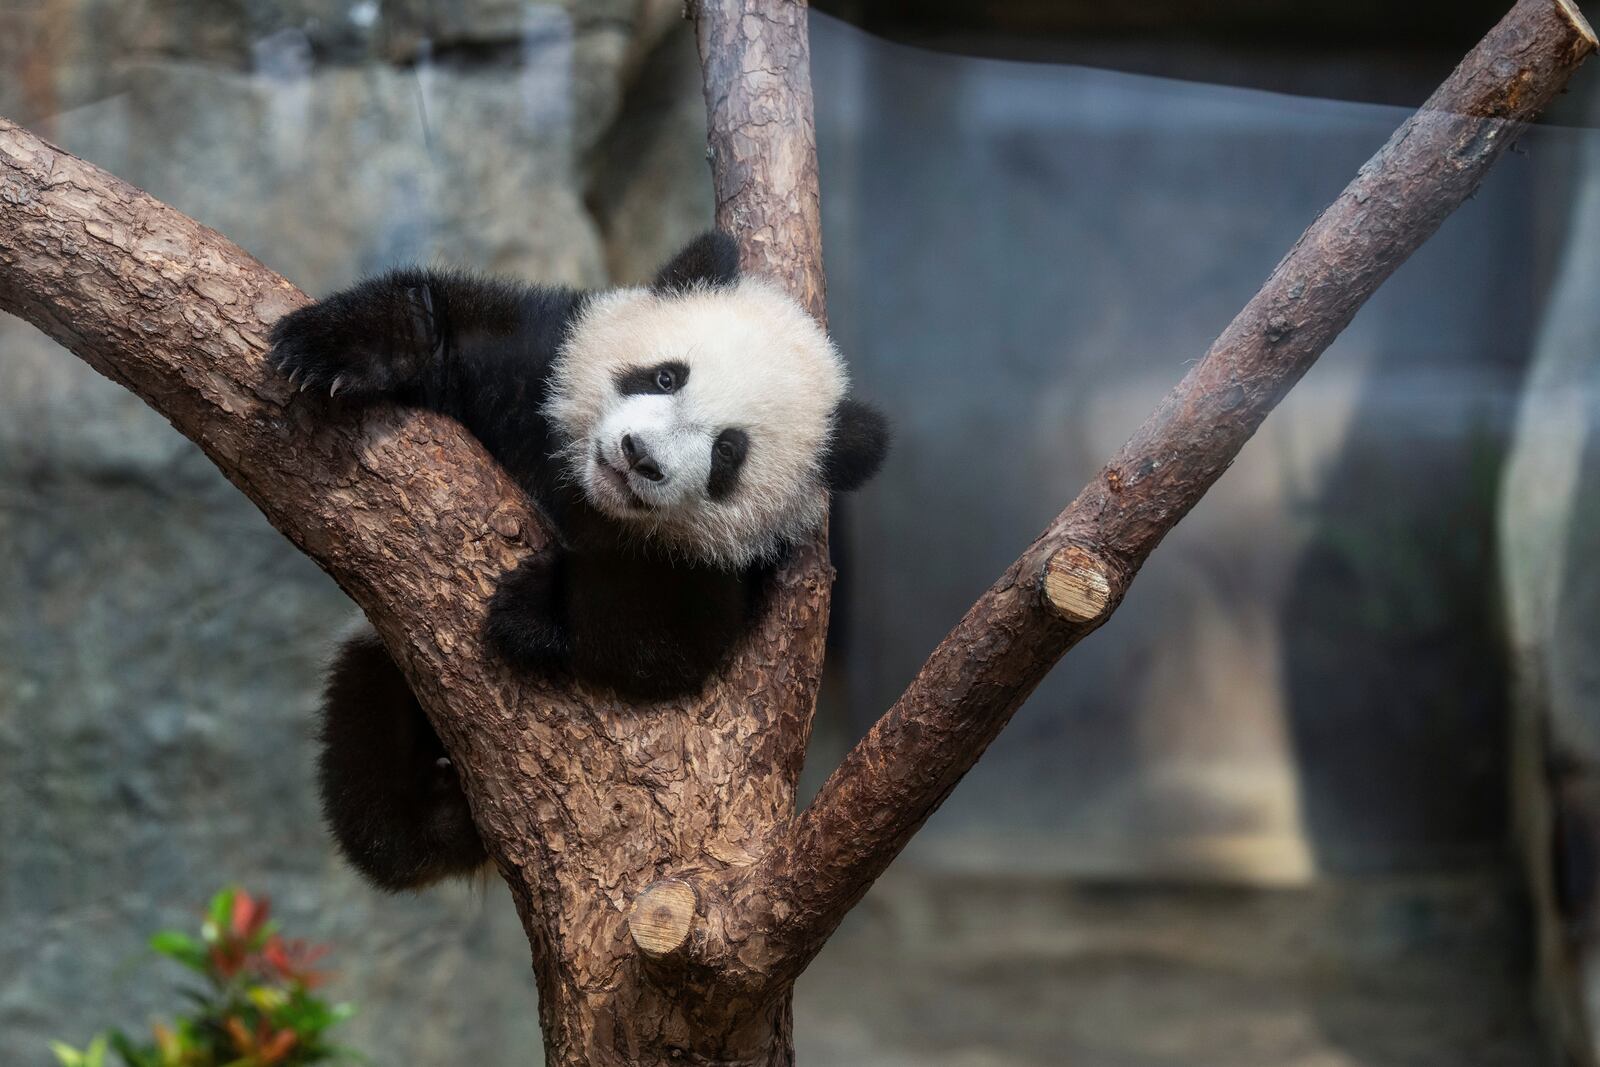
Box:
[229,889,270,942]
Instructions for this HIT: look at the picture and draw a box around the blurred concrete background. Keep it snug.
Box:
[2,1,1598,1064]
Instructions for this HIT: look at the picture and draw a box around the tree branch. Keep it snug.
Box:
[0,117,550,739]
[696,0,827,319]
[731,0,1598,985]
[4,0,1595,1056]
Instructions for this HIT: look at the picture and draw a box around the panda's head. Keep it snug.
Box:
[544,232,889,567]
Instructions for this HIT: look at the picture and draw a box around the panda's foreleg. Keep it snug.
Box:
[316,629,489,891]
[268,269,527,400]
[484,551,572,675]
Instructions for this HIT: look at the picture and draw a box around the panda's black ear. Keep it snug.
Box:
[653,231,741,293]
[822,398,890,494]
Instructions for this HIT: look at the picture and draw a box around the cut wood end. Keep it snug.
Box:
[1556,0,1598,47]
[628,879,697,958]
[1043,547,1113,622]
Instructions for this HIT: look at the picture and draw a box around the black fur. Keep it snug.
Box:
[484,551,767,700]
[822,398,891,493]
[652,230,740,293]
[707,428,750,502]
[317,633,487,891]
[614,359,690,396]
[270,231,886,891]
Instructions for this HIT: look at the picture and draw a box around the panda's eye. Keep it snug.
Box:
[707,428,749,501]
[617,361,689,396]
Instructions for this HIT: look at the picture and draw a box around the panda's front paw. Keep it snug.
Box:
[485,555,570,674]
[269,277,438,399]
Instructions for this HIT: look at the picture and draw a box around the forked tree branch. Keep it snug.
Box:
[1,0,1595,1057]
[704,0,1597,987]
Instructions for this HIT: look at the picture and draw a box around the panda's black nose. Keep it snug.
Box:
[620,434,663,481]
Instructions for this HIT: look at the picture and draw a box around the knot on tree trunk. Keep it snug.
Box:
[629,879,699,959]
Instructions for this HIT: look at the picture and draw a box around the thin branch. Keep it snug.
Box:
[731,0,1598,984]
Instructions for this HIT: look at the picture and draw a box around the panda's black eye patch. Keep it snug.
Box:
[615,360,690,396]
[707,428,749,501]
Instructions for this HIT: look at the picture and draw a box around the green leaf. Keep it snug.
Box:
[48,1040,85,1067]
[108,1029,157,1067]
[203,887,237,946]
[149,931,208,973]
[49,1036,112,1067]
[253,917,281,949]
[247,984,288,1013]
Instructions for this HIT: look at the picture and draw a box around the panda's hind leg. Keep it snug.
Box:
[317,629,488,891]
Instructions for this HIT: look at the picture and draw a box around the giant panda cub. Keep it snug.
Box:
[269,231,889,890]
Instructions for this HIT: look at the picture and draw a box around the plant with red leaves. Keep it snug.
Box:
[51,887,356,1067]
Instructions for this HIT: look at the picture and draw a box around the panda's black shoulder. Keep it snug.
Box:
[521,284,591,359]
[434,284,590,507]
[443,282,586,380]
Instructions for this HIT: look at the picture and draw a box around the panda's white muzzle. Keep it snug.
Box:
[592,395,712,513]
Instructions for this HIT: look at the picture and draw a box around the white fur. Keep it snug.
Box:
[545,277,847,568]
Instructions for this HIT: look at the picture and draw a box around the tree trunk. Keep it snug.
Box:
[0,0,1593,1062]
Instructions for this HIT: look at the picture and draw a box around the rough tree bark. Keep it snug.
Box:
[0,0,1592,1063]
